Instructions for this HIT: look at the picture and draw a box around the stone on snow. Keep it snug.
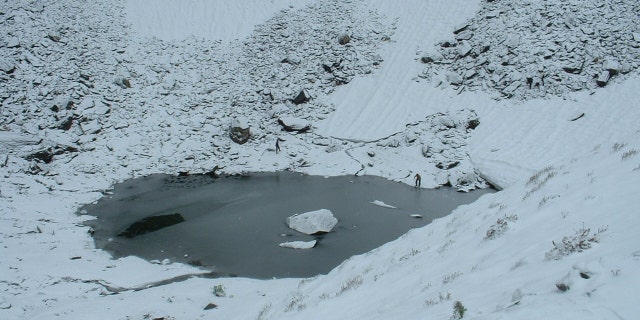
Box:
[286,209,338,235]
[446,71,463,85]
[596,70,610,87]
[456,41,473,57]
[420,50,444,64]
[292,89,310,105]
[6,37,20,48]
[278,116,311,133]
[338,33,351,45]
[229,117,251,144]
[602,57,621,73]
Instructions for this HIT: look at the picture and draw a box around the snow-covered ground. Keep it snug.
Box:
[1,0,639,319]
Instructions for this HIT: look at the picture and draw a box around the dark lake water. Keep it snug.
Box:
[82,172,493,279]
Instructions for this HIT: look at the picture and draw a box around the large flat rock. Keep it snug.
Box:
[286,209,338,235]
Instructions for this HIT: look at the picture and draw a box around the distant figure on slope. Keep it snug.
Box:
[275,137,285,154]
[414,173,421,188]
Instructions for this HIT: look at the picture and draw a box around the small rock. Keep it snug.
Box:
[281,55,301,65]
[47,34,61,42]
[455,30,474,41]
[453,22,470,34]
[204,303,218,310]
[436,161,460,170]
[466,119,480,130]
[214,285,226,297]
[446,72,463,85]
[438,116,456,128]
[6,37,20,48]
[338,33,351,45]
[421,51,443,64]
[292,89,310,105]
[562,61,583,74]
[602,57,621,73]
[596,71,610,87]
[485,10,501,18]
[278,117,311,133]
[456,41,473,57]
[312,138,331,146]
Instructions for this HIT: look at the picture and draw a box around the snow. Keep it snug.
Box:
[124,0,314,42]
[1,0,640,319]
[370,200,397,209]
[279,240,318,250]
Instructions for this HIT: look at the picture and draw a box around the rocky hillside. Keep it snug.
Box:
[419,0,640,99]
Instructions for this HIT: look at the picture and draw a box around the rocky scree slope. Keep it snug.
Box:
[419,0,640,99]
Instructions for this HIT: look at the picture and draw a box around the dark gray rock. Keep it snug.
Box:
[229,117,251,144]
[338,33,351,45]
[24,145,78,164]
[421,51,443,64]
[596,70,610,87]
[278,117,311,133]
[292,89,310,105]
[436,161,460,170]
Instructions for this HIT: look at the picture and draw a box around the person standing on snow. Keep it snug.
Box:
[414,173,421,188]
[275,138,285,154]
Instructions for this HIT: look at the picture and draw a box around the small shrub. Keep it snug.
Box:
[425,292,451,306]
[442,271,462,285]
[523,166,557,199]
[538,194,560,207]
[526,166,555,186]
[621,149,638,160]
[256,303,272,320]
[451,301,467,319]
[284,292,305,312]
[545,225,607,260]
[437,240,454,254]
[485,214,518,240]
[510,258,526,271]
[611,142,626,152]
[399,248,421,261]
[338,275,363,295]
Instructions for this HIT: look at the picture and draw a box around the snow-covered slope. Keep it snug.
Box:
[1,0,639,319]
[125,0,314,42]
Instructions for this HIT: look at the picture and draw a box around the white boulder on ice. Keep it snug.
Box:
[286,209,338,235]
[278,240,317,250]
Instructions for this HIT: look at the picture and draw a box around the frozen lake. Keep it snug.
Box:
[83,172,493,279]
